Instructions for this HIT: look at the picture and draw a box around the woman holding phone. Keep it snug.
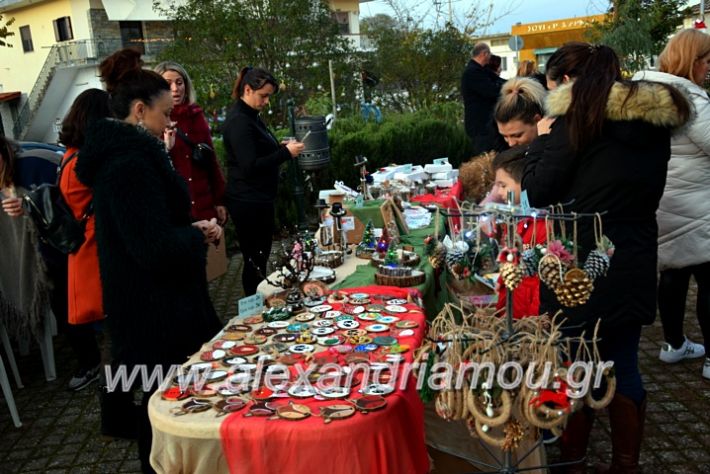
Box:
[222,67,304,296]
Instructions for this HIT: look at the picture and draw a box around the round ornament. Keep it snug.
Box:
[337,319,360,330]
[230,345,259,356]
[289,344,315,354]
[365,324,390,333]
[267,321,289,329]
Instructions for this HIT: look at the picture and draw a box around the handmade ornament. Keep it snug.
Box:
[317,404,356,424]
[498,247,523,290]
[424,235,446,270]
[554,268,594,307]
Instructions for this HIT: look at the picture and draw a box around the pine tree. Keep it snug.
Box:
[359,220,376,250]
[385,242,399,266]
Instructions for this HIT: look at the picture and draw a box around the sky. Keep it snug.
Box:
[358,0,609,35]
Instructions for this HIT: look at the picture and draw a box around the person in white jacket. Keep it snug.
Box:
[633,29,710,380]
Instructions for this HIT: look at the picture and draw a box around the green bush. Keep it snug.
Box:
[326,105,473,189]
[213,103,475,233]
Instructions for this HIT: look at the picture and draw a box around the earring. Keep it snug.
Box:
[137,119,146,130]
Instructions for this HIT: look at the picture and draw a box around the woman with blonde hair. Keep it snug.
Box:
[494,76,546,147]
[516,59,547,88]
[154,61,227,225]
[633,29,710,378]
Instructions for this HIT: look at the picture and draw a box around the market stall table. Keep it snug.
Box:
[149,286,430,474]
[256,212,448,318]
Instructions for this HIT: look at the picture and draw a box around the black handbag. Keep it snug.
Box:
[176,128,214,166]
[21,151,93,254]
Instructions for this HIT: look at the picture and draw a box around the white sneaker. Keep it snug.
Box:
[703,358,710,380]
[658,337,705,363]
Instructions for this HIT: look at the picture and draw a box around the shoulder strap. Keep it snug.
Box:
[175,128,196,149]
[57,151,79,182]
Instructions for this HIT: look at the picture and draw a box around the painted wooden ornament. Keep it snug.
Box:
[317,404,356,424]
[270,402,312,421]
[213,397,247,417]
[348,395,387,414]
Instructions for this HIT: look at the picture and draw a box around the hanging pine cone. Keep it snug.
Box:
[427,241,447,270]
[555,268,594,307]
[500,262,523,290]
[446,247,464,267]
[583,249,610,280]
[538,254,565,291]
[521,248,539,277]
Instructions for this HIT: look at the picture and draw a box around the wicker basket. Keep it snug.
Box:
[375,269,425,287]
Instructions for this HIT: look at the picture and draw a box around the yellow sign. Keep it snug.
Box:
[512,15,606,36]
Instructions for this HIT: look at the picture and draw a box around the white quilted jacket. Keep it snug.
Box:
[633,70,710,270]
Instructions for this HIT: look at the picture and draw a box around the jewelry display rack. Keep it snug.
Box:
[435,195,608,474]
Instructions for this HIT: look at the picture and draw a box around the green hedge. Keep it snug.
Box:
[212,103,474,232]
[325,105,473,189]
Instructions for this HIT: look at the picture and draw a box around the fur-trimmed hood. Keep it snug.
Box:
[545,81,690,130]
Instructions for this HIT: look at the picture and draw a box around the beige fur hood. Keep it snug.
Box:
[545,81,689,129]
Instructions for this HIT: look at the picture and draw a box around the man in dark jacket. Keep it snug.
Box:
[461,43,505,155]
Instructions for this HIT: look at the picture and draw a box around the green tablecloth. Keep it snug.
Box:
[333,210,448,319]
[344,199,386,228]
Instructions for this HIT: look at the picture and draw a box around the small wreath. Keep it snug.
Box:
[466,387,512,428]
[523,389,568,429]
[472,418,506,448]
[585,367,616,409]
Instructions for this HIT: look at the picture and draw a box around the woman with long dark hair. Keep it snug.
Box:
[58,89,113,391]
[222,67,304,296]
[522,42,691,473]
[75,49,223,472]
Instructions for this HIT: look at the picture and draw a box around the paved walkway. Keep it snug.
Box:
[0,254,708,473]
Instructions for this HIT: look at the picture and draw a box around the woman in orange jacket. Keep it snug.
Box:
[58,88,112,390]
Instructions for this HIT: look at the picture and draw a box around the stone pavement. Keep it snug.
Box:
[0,253,709,473]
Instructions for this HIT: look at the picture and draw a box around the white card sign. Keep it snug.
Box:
[341,216,355,231]
[238,293,264,317]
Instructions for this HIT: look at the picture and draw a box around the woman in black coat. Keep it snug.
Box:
[222,67,304,296]
[522,43,690,474]
[76,49,223,473]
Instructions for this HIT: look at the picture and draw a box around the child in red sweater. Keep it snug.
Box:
[491,146,547,317]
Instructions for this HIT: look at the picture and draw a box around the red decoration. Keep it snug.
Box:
[694,19,707,30]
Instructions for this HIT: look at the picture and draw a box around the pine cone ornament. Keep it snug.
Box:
[426,240,447,270]
[521,249,539,277]
[554,268,594,307]
[446,248,467,278]
[583,249,610,280]
[538,254,565,291]
[500,262,523,290]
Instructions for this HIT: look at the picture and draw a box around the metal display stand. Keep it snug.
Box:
[437,196,606,474]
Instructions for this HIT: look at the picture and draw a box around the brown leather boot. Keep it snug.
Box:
[595,394,647,474]
[554,407,595,474]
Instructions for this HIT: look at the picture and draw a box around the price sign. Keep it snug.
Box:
[238,293,264,317]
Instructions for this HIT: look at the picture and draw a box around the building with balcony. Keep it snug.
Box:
[0,0,372,142]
